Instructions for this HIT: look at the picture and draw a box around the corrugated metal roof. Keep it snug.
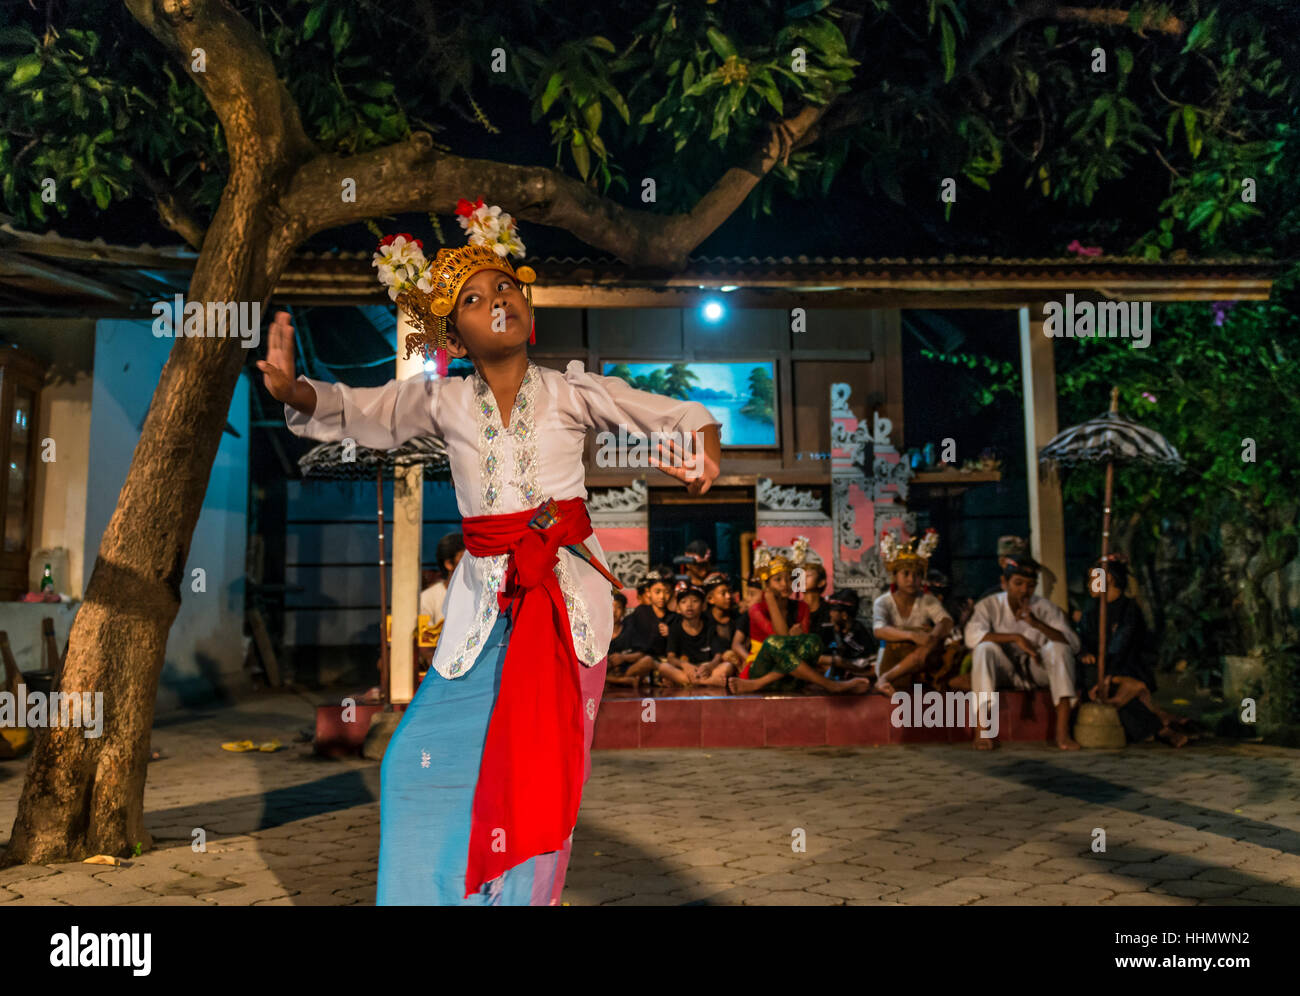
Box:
[0,221,1283,315]
[288,248,1277,267]
[1,224,1278,269]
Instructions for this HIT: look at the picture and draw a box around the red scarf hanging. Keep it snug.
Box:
[459,496,592,898]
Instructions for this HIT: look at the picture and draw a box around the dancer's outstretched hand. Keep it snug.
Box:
[257,311,316,414]
[649,427,721,496]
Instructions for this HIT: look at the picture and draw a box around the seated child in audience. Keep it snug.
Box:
[621,567,677,681]
[872,532,953,695]
[801,562,832,633]
[675,539,714,588]
[817,589,876,681]
[725,631,872,696]
[702,572,748,672]
[748,550,810,642]
[964,556,1080,751]
[1079,554,1196,747]
[606,590,658,688]
[660,582,719,686]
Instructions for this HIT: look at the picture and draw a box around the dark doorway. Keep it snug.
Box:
[647,485,754,582]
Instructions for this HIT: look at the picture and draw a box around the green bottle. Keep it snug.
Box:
[39,564,54,593]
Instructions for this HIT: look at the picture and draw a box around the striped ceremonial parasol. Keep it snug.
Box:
[297,436,449,479]
[1039,405,1183,470]
[1039,387,1182,694]
[299,437,450,704]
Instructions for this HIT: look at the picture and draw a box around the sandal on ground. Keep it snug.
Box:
[725,676,736,696]
[221,740,257,753]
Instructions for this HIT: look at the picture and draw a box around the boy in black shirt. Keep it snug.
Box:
[606,590,658,687]
[818,589,875,680]
[623,567,677,663]
[802,562,833,634]
[699,572,748,682]
[661,582,716,687]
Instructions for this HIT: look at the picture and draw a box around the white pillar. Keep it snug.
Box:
[1019,306,1068,609]
[389,310,424,703]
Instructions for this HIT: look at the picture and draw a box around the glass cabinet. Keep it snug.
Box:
[0,345,46,600]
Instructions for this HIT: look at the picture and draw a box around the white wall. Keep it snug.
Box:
[86,320,249,709]
[0,317,95,598]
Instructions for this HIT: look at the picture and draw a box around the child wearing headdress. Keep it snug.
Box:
[871,529,953,695]
[260,202,720,904]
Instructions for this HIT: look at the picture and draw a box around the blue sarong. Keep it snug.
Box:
[377,613,605,905]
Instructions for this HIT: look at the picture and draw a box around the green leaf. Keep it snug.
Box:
[797,15,848,55]
[90,176,110,209]
[1183,13,1216,53]
[356,80,395,99]
[1182,105,1202,157]
[303,5,325,40]
[785,0,836,17]
[603,87,630,125]
[10,55,41,87]
[709,95,730,141]
[0,27,38,46]
[583,100,602,132]
[330,12,352,56]
[705,28,736,60]
[540,72,563,113]
[939,15,956,82]
[570,133,590,179]
[1104,105,1118,148]
[1116,48,1133,77]
[588,36,616,54]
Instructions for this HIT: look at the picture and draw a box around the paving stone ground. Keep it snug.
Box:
[1,690,1297,906]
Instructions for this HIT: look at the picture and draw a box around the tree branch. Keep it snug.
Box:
[132,161,206,249]
[123,0,316,188]
[1055,6,1185,35]
[280,103,831,271]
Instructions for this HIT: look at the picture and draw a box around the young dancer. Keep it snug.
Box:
[260,206,721,904]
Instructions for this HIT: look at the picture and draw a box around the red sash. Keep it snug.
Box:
[459,496,592,897]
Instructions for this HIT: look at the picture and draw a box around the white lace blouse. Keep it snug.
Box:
[285,359,721,679]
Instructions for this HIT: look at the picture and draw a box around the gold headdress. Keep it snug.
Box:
[790,535,823,567]
[372,198,536,374]
[752,543,793,583]
[879,528,940,573]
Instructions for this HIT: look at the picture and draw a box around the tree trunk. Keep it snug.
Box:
[2,190,288,865]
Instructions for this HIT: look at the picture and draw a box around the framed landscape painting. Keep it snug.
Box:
[602,361,777,447]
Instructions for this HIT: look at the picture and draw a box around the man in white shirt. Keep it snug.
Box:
[964,557,1080,751]
[418,532,465,629]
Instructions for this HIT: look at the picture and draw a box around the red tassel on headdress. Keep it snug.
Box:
[529,314,536,345]
[435,346,449,378]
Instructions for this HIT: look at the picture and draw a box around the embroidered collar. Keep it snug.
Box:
[471,361,535,428]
